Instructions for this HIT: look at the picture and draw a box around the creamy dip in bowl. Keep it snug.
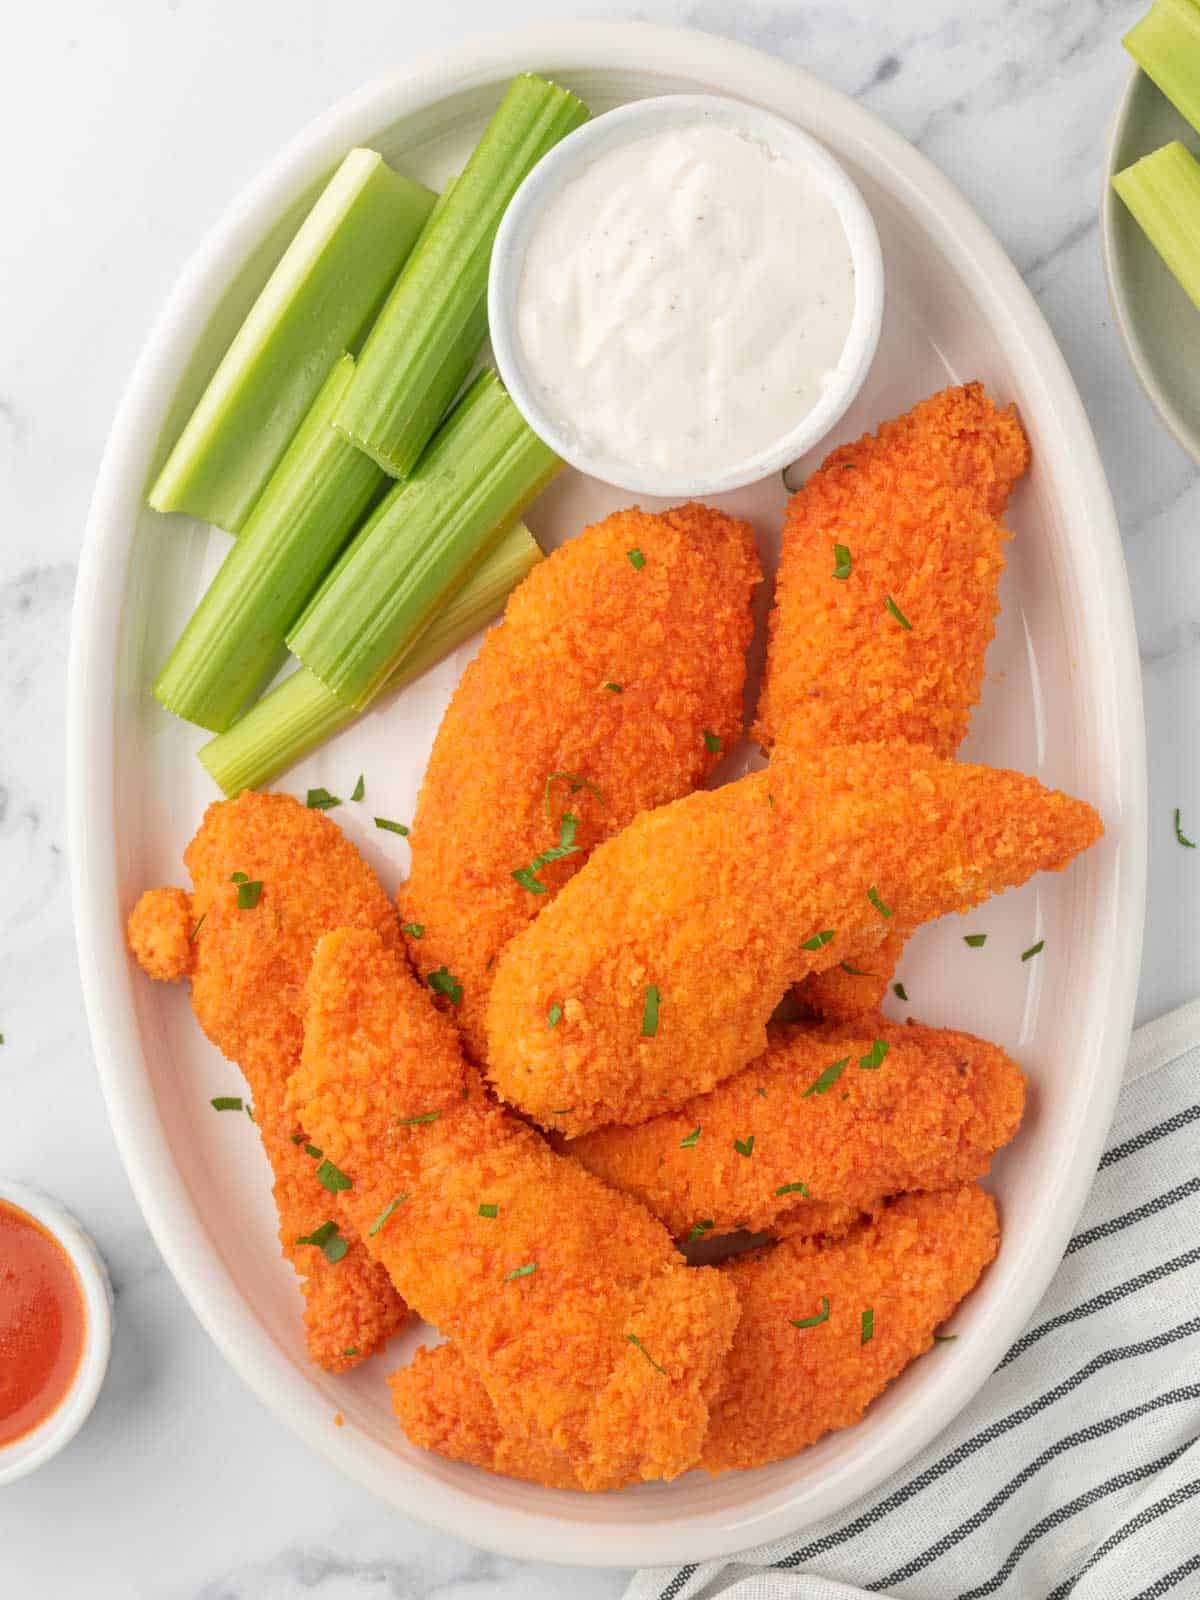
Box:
[489,95,883,496]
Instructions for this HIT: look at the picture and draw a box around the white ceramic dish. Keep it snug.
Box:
[488,93,884,496]
[1102,64,1200,466]
[0,1179,112,1486]
[68,22,1145,1568]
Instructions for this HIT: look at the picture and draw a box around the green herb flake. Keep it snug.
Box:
[505,1262,537,1282]
[189,913,207,942]
[893,982,909,1002]
[397,1110,441,1126]
[210,1096,243,1111]
[627,548,646,571]
[1175,808,1197,848]
[800,929,835,951]
[790,1295,831,1330]
[547,1002,563,1029]
[776,1181,811,1197]
[703,730,722,754]
[733,1135,755,1159]
[884,594,913,630]
[478,1203,500,1219]
[756,1086,768,1098]
[306,787,341,810]
[236,879,263,910]
[316,1158,352,1194]
[603,682,623,693]
[513,811,583,894]
[402,922,425,939]
[290,1132,306,1144]
[1021,939,1045,962]
[343,1346,359,1357]
[803,1055,850,1098]
[933,1334,958,1344]
[296,1221,347,1264]
[680,1125,701,1148]
[550,1107,575,1116]
[964,933,988,948]
[303,1143,323,1159]
[230,871,248,883]
[861,1308,875,1345]
[858,1038,889,1071]
[839,961,872,976]
[367,1195,408,1236]
[427,967,463,1006]
[867,885,891,919]
[543,771,604,818]
[832,542,852,580]
[627,1333,667,1374]
[374,816,409,835]
[351,774,365,802]
[641,985,660,1038]
[687,1220,715,1241]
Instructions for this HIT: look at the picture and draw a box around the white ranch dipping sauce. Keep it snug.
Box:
[514,121,857,480]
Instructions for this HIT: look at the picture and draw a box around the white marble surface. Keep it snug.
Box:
[0,0,1192,1592]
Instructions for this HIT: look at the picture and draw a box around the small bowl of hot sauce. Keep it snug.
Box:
[0,1180,112,1484]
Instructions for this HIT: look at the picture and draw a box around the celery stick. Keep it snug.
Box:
[149,150,435,532]
[1124,0,1200,134]
[1113,142,1200,311]
[198,522,543,794]
[153,355,384,733]
[290,369,560,705]
[333,75,589,478]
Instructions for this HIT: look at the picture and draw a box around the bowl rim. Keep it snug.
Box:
[0,1179,113,1486]
[67,20,1146,1566]
[487,92,884,496]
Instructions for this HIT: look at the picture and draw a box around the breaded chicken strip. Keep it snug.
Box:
[567,1016,1024,1239]
[390,1185,998,1486]
[485,742,1101,1134]
[399,504,760,1061]
[295,927,740,1491]
[125,793,407,1372]
[703,1186,999,1472]
[757,384,1030,1022]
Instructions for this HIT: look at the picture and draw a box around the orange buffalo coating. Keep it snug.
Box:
[399,504,760,1061]
[567,1016,1024,1240]
[125,793,407,1372]
[294,926,740,1491]
[484,742,1101,1135]
[389,1186,999,1485]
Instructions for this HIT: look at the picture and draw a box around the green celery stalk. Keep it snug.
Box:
[332,74,589,478]
[153,354,384,733]
[149,149,435,531]
[1124,0,1200,133]
[1113,141,1200,310]
[289,369,560,705]
[198,521,543,794]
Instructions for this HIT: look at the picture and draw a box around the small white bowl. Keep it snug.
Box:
[0,1180,112,1486]
[488,94,884,497]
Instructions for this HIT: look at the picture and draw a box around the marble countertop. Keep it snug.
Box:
[1,0,1193,1592]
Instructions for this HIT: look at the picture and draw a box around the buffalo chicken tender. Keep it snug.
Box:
[485,742,1101,1134]
[567,1017,1024,1240]
[295,926,740,1492]
[125,793,408,1373]
[399,503,760,1062]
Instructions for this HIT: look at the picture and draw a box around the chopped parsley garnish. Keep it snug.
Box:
[866,885,891,919]
[893,982,909,1002]
[189,913,207,942]
[858,1038,889,1071]
[604,682,623,692]
[627,1334,666,1374]
[1175,808,1196,848]
[757,1086,768,1098]
[687,1220,715,1240]
[374,816,409,835]
[964,933,988,948]
[839,961,871,976]
[704,730,721,754]
[680,1125,701,1148]
[402,922,425,939]
[427,967,463,1006]
[1021,939,1045,962]
[884,594,913,630]
[550,1107,575,1116]
[641,985,660,1038]
[543,771,604,818]
[351,774,365,802]
[803,1055,850,1098]
[397,1110,441,1126]
[244,1104,255,1121]
[800,929,835,951]
[933,1334,958,1344]
[733,1135,755,1158]
[306,786,341,810]
[547,1003,563,1028]
[832,542,852,580]
[304,1143,322,1159]
[627,548,646,571]
[236,879,263,910]
[776,1181,810,1197]
[230,871,248,883]
[296,1221,347,1264]
[513,811,582,893]
[316,1158,352,1193]
[478,1203,499,1219]
[291,1132,306,1144]
[861,1308,875,1345]
[505,1262,537,1281]
[211,1096,243,1111]
[368,1195,408,1236]
[790,1295,830,1329]
[343,1346,359,1357]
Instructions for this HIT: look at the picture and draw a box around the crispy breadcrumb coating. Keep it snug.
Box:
[485,742,1101,1133]
[125,793,407,1372]
[702,1186,1000,1472]
[295,926,740,1491]
[399,504,760,1060]
[567,1016,1024,1239]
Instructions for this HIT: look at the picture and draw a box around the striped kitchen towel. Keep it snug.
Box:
[628,1001,1200,1600]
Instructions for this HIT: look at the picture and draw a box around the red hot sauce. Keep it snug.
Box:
[0,1199,87,1447]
